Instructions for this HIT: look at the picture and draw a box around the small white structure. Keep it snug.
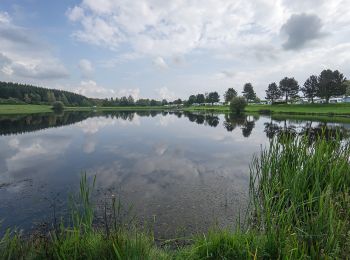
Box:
[329,97,344,103]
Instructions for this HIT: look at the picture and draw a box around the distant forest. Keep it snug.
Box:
[0,81,92,106]
[0,81,170,107]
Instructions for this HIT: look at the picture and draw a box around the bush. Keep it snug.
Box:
[230,96,247,114]
[52,101,65,111]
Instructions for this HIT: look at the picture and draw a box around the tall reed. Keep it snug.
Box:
[249,134,350,258]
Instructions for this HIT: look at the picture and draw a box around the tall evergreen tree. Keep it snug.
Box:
[265,82,281,103]
[242,83,256,102]
[279,77,299,102]
[317,69,346,103]
[301,75,318,103]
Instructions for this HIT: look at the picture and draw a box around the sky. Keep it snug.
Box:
[0,0,349,101]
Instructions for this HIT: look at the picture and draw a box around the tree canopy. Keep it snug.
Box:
[265,82,281,103]
[317,69,346,103]
[224,88,237,103]
[279,77,299,102]
[301,75,318,103]
[207,91,220,104]
[230,96,247,114]
[242,83,256,102]
[0,81,91,106]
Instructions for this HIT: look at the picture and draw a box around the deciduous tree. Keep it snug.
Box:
[224,88,237,103]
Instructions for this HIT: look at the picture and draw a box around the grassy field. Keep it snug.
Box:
[182,103,350,116]
[2,135,349,259]
[246,103,350,115]
[183,105,230,112]
[0,104,53,114]
[3,103,350,116]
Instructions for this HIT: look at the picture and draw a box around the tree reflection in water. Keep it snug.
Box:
[1,110,349,141]
[264,117,350,143]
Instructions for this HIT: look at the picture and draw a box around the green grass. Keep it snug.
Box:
[182,103,350,116]
[270,113,350,124]
[246,103,350,115]
[1,135,350,259]
[0,104,53,114]
[183,105,230,112]
[3,103,350,116]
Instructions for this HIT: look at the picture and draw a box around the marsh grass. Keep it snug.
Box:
[1,134,350,259]
[249,133,350,258]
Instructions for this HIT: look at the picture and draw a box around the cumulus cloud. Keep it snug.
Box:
[78,59,94,78]
[281,13,325,50]
[0,11,69,80]
[74,80,115,98]
[74,80,140,99]
[66,0,285,57]
[155,87,176,101]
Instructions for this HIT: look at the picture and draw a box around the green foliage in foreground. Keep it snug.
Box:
[250,134,350,258]
[1,135,349,259]
[230,96,247,114]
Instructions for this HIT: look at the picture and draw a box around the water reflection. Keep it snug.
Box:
[0,112,92,136]
[1,110,350,238]
[264,117,350,143]
[1,111,350,141]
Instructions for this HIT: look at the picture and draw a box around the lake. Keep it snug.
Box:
[0,111,349,239]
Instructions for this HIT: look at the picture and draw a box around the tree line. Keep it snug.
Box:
[186,69,348,106]
[0,81,169,107]
[265,69,348,103]
[186,83,258,105]
[94,96,169,107]
[186,92,220,105]
[1,68,348,107]
[0,81,92,106]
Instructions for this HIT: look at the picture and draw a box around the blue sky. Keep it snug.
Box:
[0,0,349,100]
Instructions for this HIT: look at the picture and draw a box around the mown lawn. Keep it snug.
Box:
[3,103,350,116]
[0,104,52,114]
[245,103,350,115]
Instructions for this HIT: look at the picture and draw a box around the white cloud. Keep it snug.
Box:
[66,0,288,57]
[65,0,350,100]
[0,11,69,80]
[117,88,140,99]
[74,80,141,99]
[78,59,94,78]
[74,80,115,98]
[155,87,176,101]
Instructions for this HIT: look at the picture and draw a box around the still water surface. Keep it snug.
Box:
[0,111,349,238]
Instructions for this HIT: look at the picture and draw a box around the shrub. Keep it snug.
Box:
[52,101,65,111]
[230,96,247,114]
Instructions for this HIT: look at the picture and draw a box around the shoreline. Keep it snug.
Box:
[2,103,350,117]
